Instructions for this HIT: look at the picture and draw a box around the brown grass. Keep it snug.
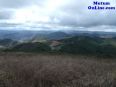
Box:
[0,52,116,87]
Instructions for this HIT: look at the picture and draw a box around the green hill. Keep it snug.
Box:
[7,42,51,52]
[59,36,116,57]
[3,36,116,57]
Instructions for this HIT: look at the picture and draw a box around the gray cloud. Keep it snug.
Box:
[0,9,15,19]
[0,0,45,8]
[50,0,116,27]
[0,0,116,31]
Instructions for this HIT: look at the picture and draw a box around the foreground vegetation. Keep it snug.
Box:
[0,53,116,87]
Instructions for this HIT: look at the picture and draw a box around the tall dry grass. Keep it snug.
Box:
[0,52,116,87]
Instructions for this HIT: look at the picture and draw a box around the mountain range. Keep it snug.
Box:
[0,30,116,42]
[0,30,116,57]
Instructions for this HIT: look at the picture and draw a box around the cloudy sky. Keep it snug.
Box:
[0,0,116,32]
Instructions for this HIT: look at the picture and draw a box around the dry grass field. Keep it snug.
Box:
[0,52,116,87]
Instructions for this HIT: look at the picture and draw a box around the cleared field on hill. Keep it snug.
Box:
[0,53,116,87]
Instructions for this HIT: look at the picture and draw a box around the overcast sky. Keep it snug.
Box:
[0,0,116,32]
